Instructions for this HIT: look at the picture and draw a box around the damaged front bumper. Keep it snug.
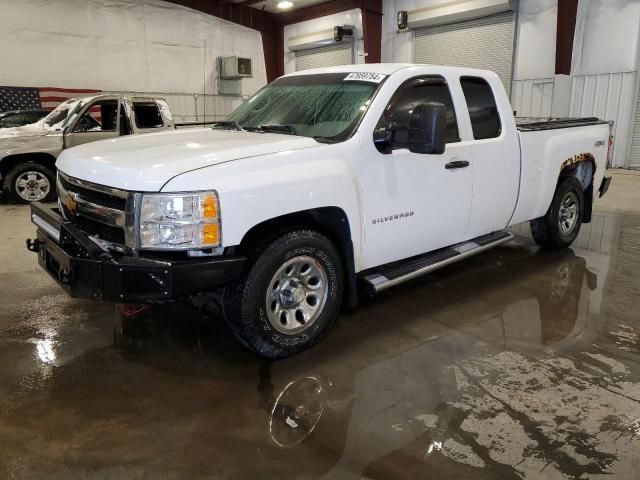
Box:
[27,202,245,302]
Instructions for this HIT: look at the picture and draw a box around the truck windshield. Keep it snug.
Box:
[41,99,84,129]
[226,73,384,142]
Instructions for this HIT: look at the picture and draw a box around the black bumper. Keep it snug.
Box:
[28,202,245,302]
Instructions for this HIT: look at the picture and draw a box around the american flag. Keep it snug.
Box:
[0,86,101,112]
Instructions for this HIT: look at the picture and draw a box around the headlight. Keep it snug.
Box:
[139,192,220,250]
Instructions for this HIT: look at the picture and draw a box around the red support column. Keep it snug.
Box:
[555,0,579,75]
[262,29,285,82]
[362,0,383,63]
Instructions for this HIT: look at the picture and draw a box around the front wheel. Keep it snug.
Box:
[531,176,585,250]
[3,161,56,203]
[223,230,344,359]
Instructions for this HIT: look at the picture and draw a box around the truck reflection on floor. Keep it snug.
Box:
[110,246,605,479]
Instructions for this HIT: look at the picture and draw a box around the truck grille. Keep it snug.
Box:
[73,216,126,245]
[57,173,130,247]
[58,174,127,211]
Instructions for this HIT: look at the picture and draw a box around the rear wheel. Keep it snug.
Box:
[531,176,584,250]
[3,161,56,203]
[223,230,344,359]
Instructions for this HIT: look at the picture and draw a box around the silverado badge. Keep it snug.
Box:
[371,211,415,225]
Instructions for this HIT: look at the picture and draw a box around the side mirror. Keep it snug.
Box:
[408,102,446,154]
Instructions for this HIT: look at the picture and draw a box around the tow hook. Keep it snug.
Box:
[26,238,40,253]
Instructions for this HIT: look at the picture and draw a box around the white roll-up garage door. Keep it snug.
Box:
[295,43,353,72]
[628,90,640,168]
[414,11,515,93]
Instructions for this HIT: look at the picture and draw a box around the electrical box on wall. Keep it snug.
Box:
[221,56,252,79]
[218,56,251,96]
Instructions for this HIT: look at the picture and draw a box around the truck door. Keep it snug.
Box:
[361,76,474,269]
[458,76,520,238]
[64,98,121,148]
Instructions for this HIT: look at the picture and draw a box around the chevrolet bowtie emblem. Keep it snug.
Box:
[64,192,78,215]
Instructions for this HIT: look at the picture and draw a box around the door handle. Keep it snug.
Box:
[445,160,470,169]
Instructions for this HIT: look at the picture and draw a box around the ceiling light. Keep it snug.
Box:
[277,1,293,9]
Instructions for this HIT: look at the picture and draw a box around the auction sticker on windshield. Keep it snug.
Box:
[343,72,387,83]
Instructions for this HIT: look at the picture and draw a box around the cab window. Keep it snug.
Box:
[460,76,501,140]
[379,76,460,149]
[133,102,163,129]
[74,100,118,132]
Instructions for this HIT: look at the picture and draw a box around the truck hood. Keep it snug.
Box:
[56,128,322,191]
[0,123,54,140]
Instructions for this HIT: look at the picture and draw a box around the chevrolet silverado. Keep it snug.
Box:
[27,64,613,358]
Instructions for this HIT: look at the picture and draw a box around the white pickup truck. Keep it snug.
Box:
[28,64,612,359]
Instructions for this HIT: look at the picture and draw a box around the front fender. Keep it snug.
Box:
[162,144,363,269]
[0,133,62,162]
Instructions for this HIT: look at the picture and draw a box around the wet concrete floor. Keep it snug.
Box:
[0,203,639,479]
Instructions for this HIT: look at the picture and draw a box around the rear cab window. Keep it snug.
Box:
[133,102,164,129]
[460,76,502,139]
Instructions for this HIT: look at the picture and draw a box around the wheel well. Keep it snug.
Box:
[559,156,595,223]
[0,153,57,179]
[238,207,358,308]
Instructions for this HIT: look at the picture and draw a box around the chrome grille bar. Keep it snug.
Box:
[59,172,128,199]
[57,175,126,228]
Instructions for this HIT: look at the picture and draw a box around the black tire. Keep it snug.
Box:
[223,229,344,359]
[3,161,56,203]
[530,176,584,250]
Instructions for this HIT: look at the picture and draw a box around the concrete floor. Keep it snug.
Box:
[0,171,639,479]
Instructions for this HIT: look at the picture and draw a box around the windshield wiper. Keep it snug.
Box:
[212,121,243,131]
[259,124,300,136]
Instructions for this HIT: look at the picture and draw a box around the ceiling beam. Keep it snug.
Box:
[165,0,280,34]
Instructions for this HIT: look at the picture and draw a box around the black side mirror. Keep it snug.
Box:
[408,102,446,154]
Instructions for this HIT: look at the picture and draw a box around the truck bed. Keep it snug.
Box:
[510,119,610,226]
[516,117,609,132]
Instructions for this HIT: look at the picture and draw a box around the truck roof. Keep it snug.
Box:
[283,63,497,78]
[58,93,164,105]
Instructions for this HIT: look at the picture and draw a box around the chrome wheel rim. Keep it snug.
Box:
[558,191,579,235]
[265,255,328,335]
[15,171,50,201]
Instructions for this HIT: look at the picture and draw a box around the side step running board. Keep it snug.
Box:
[361,230,514,292]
